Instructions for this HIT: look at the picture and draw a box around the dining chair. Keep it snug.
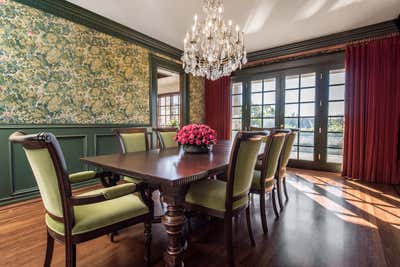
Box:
[9,131,153,267]
[152,127,179,150]
[184,131,266,267]
[274,129,298,208]
[250,131,287,234]
[114,127,149,185]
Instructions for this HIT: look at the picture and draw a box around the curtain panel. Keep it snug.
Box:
[204,76,231,140]
[343,35,400,184]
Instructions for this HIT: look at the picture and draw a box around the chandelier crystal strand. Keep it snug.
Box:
[182,0,247,81]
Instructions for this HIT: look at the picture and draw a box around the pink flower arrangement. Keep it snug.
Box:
[175,124,217,146]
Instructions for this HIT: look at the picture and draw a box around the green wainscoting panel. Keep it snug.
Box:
[0,125,151,206]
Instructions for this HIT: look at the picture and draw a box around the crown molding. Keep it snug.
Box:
[247,19,399,63]
[13,0,183,60]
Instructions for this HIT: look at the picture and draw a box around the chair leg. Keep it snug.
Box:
[224,215,235,267]
[44,232,54,267]
[276,179,284,210]
[144,220,152,267]
[271,189,279,219]
[65,240,76,267]
[245,206,255,247]
[283,177,289,201]
[260,193,268,235]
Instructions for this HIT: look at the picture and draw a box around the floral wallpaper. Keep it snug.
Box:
[0,0,205,125]
[189,75,205,123]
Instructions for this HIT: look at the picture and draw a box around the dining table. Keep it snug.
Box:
[81,140,235,267]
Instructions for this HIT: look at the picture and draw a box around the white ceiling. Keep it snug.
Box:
[67,0,400,52]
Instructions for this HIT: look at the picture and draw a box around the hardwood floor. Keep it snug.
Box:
[1,169,399,267]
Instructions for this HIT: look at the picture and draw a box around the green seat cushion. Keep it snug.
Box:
[123,176,144,184]
[160,132,178,149]
[251,170,274,191]
[45,190,149,236]
[185,179,248,212]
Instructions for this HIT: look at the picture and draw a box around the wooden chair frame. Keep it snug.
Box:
[9,131,153,267]
[152,127,178,150]
[185,131,266,267]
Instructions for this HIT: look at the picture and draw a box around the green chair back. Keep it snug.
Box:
[227,132,265,202]
[114,128,149,153]
[278,131,297,176]
[159,131,178,149]
[261,133,287,180]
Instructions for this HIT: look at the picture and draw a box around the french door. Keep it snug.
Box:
[231,63,345,172]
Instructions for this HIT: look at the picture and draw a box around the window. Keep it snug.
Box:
[284,73,316,161]
[231,82,243,139]
[327,69,345,163]
[250,78,277,129]
[158,94,180,127]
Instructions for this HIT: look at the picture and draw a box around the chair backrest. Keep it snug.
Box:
[258,132,287,188]
[114,128,149,153]
[226,131,266,211]
[9,131,72,222]
[277,129,298,177]
[153,127,178,150]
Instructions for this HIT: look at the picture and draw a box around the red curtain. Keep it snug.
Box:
[205,76,231,140]
[342,35,400,184]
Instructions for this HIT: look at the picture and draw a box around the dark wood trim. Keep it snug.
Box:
[13,0,182,59]
[246,19,399,63]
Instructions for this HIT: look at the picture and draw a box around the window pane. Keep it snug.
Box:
[251,105,262,118]
[263,118,275,128]
[285,75,299,89]
[160,107,165,115]
[300,103,315,116]
[232,83,243,94]
[285,118,298,129]
[300,117,314,131]
[329,69,345,85]
[327,132,343,148]
[159,97,165,106]
[290,146,298,159]
[172,106,179,115]
[263,105,275,117]
[165,106,170,116]
[232,107,242,118]
[299,146,314,161]
[300,88,315,102]
[251,93,262,105]
[328,102,344,116]
[285,90,299,103]
[251,118,262,128]
[263,91,275,104]
[251,80,262,92]
[327,148,343,163]
[328,117,344,132]
[299,132,314,146]
[300,73,316,87]
[285,104,299,117]
[232,95,242,106]
[232,119,242,130]
[264,78,276,91]
[165,97,170,105]
[329,85,345,101]
[172,95,180,105]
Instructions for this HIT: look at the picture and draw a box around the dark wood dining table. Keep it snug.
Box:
[81,140,234,267]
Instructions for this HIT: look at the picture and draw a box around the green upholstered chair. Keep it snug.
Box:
[152,127,178,150]
[250,131,287,234]
[9,131,153,267]
[274,129,298,208]
[185,131,266,267]
[114,128,149,184]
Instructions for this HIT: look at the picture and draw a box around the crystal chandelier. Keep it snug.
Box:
[181,0,247,81]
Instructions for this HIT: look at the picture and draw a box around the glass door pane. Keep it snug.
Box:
[284,72,316,161]
[327,69,345,164]
[250,78,277,129]
[231,82,243,139]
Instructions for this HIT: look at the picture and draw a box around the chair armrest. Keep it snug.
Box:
[69,171,97,183]
[71,183,137,205]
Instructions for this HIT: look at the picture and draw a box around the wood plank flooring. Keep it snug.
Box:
[0,168,399,267]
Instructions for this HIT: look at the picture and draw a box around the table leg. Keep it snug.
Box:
[161,186,187,267]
